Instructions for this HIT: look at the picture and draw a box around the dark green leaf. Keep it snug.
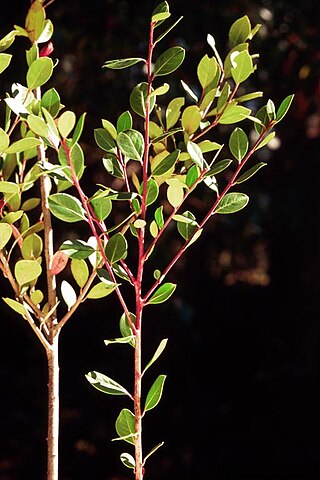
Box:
[235,162,267,184]
[154,47,185,77]
[58,142,84,180]
[120,312,136,346]
[72,112,87,145]
[41,88,60,118]
[105,232,127,264]
[152,150,179,176]
[115,409,136,444]
[154,206,164,229]
[117,111,133,132]
[90,196,112,221]
[176,211,198,240]
[60,239,95,259]
[94,128,117,153]
[205,159,233,176]
[144,375,166,412]
[102,154,124,179]
[186,165,200,188]
[48,193,86,223]
[129,82,155,118]
[276,94,294,123]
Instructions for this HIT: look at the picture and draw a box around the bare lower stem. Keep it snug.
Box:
[46,333,60,480]
[134,330,143,479]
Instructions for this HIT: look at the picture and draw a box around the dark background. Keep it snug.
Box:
[1,0,320,479]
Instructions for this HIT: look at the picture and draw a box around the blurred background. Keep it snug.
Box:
[1,0,320,479]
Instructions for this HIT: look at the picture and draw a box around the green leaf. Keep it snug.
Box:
[155,206,164,229]
[0,128,10,151]
[151,127,183,144]
[254,105,270,134]
[144,375,166,412]
[229,15,251,47]
[120,312,136,346]
[0,181,19,194]
[3,297,28,317]
[5,137,42,154]
[236,91,263,103]
[235,162,267,184]
[14,259,42,286]
[103,57,145,69]
[61,280,77,310]
[215,192,249,214]
[21,233,42,260]
[87,282,116,299]
[143,442,164,464]
[71,112,87,145]
[0,223,12,249]
[60,239,94,259]
[129,82,155,118]
[117,129,144,161]
[0,30,17,53]
[86,372,131,397]
[58,142,85,181]
[117,111,132,133]
[217,82,232,112]
[152,150,179,176]
[177,211,198,240]
[71,258,89,288]
[27,114,49,138]
[266,99,276,120]
[148,282,176,304]
[105,232,127,264]
[26,44,38,67]
[94,128,117,153]
[231,50,254,84]
[102,119,117,139]
[102,154,124,179]
[167,181,184,208]
[26,57,53,89]
[90,196,112,221]
[41,88,61,118]
[120,453,135,470]
[180,79,199,103]
[154,47,185,77]
[181,106,201,135]
[206,159,233,176]
[1,211,24,224]
[276,94,294,122]
[149,83,170,98]
[219,105,251,124]
[186,165,200,188]
[143,339,168,374]
[142,178,159,206]
[48,193,86,223]
[229,127,249,161]
[30,289,43,305]
[115,409,136,444]
[197,54,218,89]
[166,97,185,129]
[152,1,170,23]
[104,336,135,347]
[58,111,76,138]
[0,53,12,74]
[256,131,276,150]
[37,19,54,44]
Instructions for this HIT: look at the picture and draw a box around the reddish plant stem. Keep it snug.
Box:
[143,124,273,303]
[60,140,136,334]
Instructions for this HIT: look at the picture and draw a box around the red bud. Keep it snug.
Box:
[39,41,54,57]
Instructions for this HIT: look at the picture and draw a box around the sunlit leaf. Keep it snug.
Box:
[48,193,86,223]
[181,106,201,135]
[14,259,42,286]
[103,57,145,69]
[61,280,77,310]
[3,297,27,317]
[215,192,249,214]
[117,129,144,161]
[129,82,155,118]
[26,57,53,89]
[143,339,168,374]
[148,282,176,304]
[144,375,166,412]
[229,15,251,47]
[60,239,94,259]
[5,137,42,154]
[58,111,76,139]
[120,453,135,470]
[0,53,12,74]
[87,282,116,299]
[0,223,12,249]
[86,372,131,397]
[276,94,294,123]
[229,127,249,161]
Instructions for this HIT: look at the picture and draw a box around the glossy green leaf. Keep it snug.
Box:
[229,127,249,161]
[26,43,38,67]
[41,88,60,118]
[206,159,233,176]
[229,15,251,47]
[71,258,89,288]
[48,193,86,223]
[215,192,249,214]
[90,196,112,221]
[117,111,133,133]
[254,105,270,134]
[143,339,168,375]
[0,30,17,53]
[120,453,135,470]
[256,131,276,150]
[152,150,179,176]
[61,280,77,310]
[181,105,201,134]
[144,178,159,206]
[0,53,12,74]
[154,206,164,229]
[71,112,87,145]
[150,127,183,144]
[186,165,200,188]
[144,375,166,412]
[236,162,267,184]
[117,129,144,161]
[148,282,176,304]
[129,82,155,118]
[58,142,85,180]
[219,105,251,124]
[105,232,127,264]
[217,82,232,112]
[26,57,53,89]
[152,1,170,23]
[149,83,170,98]
[86,372,131,397]
[231,50,253,84]
[14,259,42,286]
[177,211,198,240]
[154,46,185,77]
[276,94,294,123]
[5,137,42,154]
[120,312,136,346]
[58,111,76,139]
[166,97,185,129]
[0,223,12,249]
[115,409,136,444]
[197,54,218,89]
[102,154,124,179]
[60,239,95,259]
[3,298,27,317]
[103,57,145,69]
[87,282,116,299]
[27,114,49,138]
